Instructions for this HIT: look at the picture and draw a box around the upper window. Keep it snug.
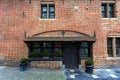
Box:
[101,2,115,18]
[41,4,55,19]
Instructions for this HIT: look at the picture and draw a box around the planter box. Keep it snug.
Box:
[43,57,49,59]
[19,63,27,71]
[85,65,93,74]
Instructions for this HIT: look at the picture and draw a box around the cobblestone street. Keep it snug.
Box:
[1,66,120,80]
[65,69,120,80]
[0,66,66,80]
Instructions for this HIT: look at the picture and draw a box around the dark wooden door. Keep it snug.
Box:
[63,43,78,68]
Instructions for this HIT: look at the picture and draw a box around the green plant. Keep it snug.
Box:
[20,58,28,63]
[54,51,63,57]
[29,52,40,57]
[41,52,50,57]
[85,58,93,65]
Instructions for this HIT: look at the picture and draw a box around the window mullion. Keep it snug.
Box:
[112,37,116,57]
[47,4,49,18]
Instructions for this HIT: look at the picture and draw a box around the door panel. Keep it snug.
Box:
[63,43,78,68]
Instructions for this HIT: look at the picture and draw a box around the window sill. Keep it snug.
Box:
[39,18,56,20]
[101,18,118,20]
[106,57,120,60]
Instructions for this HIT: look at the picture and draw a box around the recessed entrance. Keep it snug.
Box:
[63,42,78,68]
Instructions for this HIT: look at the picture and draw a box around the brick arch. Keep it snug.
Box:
[32,30,90,37]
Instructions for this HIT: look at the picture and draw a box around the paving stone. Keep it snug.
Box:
[0,66,66,80]
[65,69,120,80]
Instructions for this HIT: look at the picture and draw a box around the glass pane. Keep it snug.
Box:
[54,43,62,48]
[50,6,54,12]
[54,48,62,53]
[43,48,51,54]
[101,4,106,11]
[33,48,41,53]
[107,38,112,47]
[32,42,40,47]
[107,38,113,57]
[43,42,52,47]
[116,38,120,57]
[108,48,113,57]
[101,4,107,18]
[109,4,114,11]
[54,48,62,57]
[79,48,88,57]
[42,5,47,12]
[109,13,114,18]
[102,12,107,18]
[49,13,54,19]
[81,42,88,48]
[42,13,47,18]
[42,7,47,12]
[109,4,114,18]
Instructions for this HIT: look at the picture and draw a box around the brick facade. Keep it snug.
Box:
[0,0,120,69]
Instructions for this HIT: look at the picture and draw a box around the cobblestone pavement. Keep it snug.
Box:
[1,66,120,80]
[0,66,66,80]
[64,69,120,80]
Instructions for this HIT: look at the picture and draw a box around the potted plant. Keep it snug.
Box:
[54,51,63,57]
[54,51,63,60]
[85,58,93,74]
[41,52,50,58]
[29,52,40,58]
[19,58,29,71]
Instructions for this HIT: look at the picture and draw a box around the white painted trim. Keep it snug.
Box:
[39,18,56,20]
[106,57,120,60]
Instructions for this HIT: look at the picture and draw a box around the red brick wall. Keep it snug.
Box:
[0,0,120,68]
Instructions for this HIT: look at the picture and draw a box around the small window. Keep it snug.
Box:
[101,2,115,18]
[107,38,113,57]
[41,4,55,19]
[116,38,120,57]
[79,42,89,57]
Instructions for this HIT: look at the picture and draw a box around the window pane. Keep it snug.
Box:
[54,43,62,47]
[33,48,41,53]
[42,13,47,18]
[49,6,54,12]
[49,4,55,19]
[81,42,88,48]
[116,38,120,57]
[42,5,47,12]
[42,7,47,12]
[43,48,51,54]
[41,4,47,18]
[49,13,55,19]
[54,48,62,53]
[79,42,89,57]
[109,4,114,18]
[101,4,107,18]
[32,42,40,47]
[107,38,113,57]
[109,4,114,11]
[109,12,114,18]
[79,48,88,57]
[43,42,52,47]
